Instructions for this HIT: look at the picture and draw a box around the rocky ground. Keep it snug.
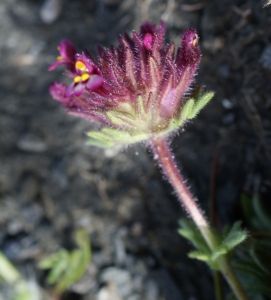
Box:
[0,0,271,299]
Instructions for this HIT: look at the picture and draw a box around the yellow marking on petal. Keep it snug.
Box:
[81,73,90,81]
[74,76,81,83]
[57,56,63,61]
[75,61,87,71]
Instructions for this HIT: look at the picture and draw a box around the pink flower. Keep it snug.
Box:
[49,22,213,147]
[48,40,76,72]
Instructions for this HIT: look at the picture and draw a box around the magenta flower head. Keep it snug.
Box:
[49,22,213,147]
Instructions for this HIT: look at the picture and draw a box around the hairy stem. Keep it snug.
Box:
[150,136,249,300]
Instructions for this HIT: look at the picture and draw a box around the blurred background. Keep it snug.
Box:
[0,0,271,299]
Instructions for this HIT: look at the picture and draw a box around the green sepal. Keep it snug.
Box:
[178,98,195,125]
[167,99,194,132]
[86,128,114,148]
[86,90,214,148]
[86,137,114,148]
[136,95,147,118]
[169,91,214,131]
[86,130,116,148]
[106,111,136,128]
[188,92,214,119]
[87,127,148,148]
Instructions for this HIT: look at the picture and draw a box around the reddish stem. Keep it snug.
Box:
[150,136,211,242]
[149,136,249,300]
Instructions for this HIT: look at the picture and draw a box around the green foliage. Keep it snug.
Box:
[241,193,271,231]
[178,219,247,270]
[0,251,38,300]
[39,229,91,293]
[211,222,247,261]
[230,194,271,299]
[179,193,271,299]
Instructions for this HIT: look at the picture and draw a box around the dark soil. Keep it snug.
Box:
[1,0,271,299]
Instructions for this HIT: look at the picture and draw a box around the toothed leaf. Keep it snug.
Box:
[188,250,211,262]
[39,229,91,294]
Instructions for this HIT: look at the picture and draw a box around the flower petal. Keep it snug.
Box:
[59,40,76,61]
[48,60,65,71]
[176,29,201,71]
[143,33,154,51]
[86,75,103,90]
[49,82,69,103]
[65,82,76,97]
[75,54,95,74]
[73,82,85,96]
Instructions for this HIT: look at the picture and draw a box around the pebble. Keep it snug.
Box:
[222,113,235,125]
[218,64,229,79]
[114,228,127,266]
[127,295,141,300]
[17,134,47,153]
[19,174,40,203]
[50,159,68,188]
[71,264,98,294]
[97,283,123,300]
[39,0,62,24]
[100,267,133,298]
[92,252,113,268]
[6,219,24,235]
[259,45,271,69]
[221,98,235,109]
[144,279,159,300]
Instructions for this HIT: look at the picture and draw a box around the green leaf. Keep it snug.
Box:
[0,251,21,283]
[46,250,70,284]
[241,193,254,221]
[179,219,247,271]
[0,251,38,300]
[39,229,91,294]
[250,243,271,275]
[178,219,210,254]
[188,250,211,262]
[252,194,271,230]
[221,221,247,250]
[211,222,247,261]
[211,246,228,261]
